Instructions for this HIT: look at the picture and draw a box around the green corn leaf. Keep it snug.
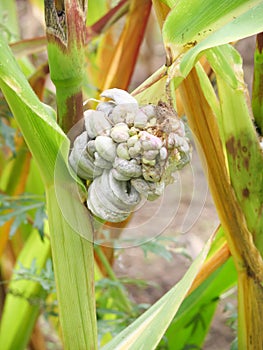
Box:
[101,235,213,350]
[163,227,236,348]
[132,67,169,106]
[0,0,20,42]
[162,1,263,86]
[0,35,66,186]
[195,61,221,119]
[45,151,97,348]
[0,33,97,349]
[179,3,263,82]
[165,257,236,348]
[163,0,262,57]
[135,3,263,108]
[252,34,263,134]
[206,44,263,255]
[177,40,263,348]
[87,0,108,25]
[25,158,45,195]
[0,230,51,350]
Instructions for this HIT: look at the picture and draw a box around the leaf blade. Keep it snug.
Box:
[102,236,213,350]
[163,0,262,57]
[0,35,66,186]
[0,231,51,350]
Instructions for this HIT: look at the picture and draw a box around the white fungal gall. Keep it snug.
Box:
[148,117,157,126]
[130,178,150,195]
[96,101,115,116]
[134,110,148,129]
[69,88,191,222]
[95,136,117,162]
[87,140,96,156]
[111,168,131,181]
[69,132,96,180]
[162,117,181,133]
[110,104,129,124]
[167,133,176,148]
[101,88,138,105]
[128,141,142,158]
[87,177,130,222]
[110,123,130,143]
[159,147,168,160]
[94,152,113,170]
[108,170,140,207]
[142,163,162,182]
[142,158,156,166]
[140,104,156,119]
[143,150,159,160]
[127,135,139,147]
[109,103,139,125]
[84,110,111,138]
[140,131,163,150]
[116,143,130,160]
[129,126,138,136]
[113,157,142,178]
